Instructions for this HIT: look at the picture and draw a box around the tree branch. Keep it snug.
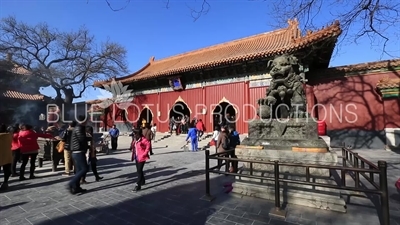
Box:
[0,16,128,104]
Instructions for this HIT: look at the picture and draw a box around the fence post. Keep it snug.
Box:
[378,161,390,225]
[342,148,346,167]
[269,160,286,218]
[201,150,215,201]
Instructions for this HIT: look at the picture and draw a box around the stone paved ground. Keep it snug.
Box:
[0,133,399,225]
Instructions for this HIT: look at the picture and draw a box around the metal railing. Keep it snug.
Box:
[204,147,390,225]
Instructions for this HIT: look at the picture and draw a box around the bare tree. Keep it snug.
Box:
[0,16,128,109]
[101,0,399,57]
[268,0,400,57]
[0,60,16,88]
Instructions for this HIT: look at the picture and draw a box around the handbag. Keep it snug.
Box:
[210,139,216,146]
[56,141,65,153]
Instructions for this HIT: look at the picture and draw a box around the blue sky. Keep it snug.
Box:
[1,0,399,102]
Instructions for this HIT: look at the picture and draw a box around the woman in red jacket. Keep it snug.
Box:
[131,128,150,192]
[18,124,53,180]
[10,125,21,177]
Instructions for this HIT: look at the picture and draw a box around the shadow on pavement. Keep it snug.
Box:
[90,167,190,192]
[0,202,28,211]
[35,176,248,225]
[4,169,122,191]
[154,150,186,155]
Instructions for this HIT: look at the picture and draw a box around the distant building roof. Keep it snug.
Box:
[1,90,46,101]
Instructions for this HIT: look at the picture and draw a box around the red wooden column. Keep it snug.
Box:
[157,91,161,129]
[245,81,251,133]
[202,86,207,131]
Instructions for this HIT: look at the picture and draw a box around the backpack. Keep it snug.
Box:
[222,135,230,150]
[233,131,240,145]
[60,130,68,141]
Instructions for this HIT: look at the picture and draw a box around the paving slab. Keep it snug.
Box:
[0,136,399,225]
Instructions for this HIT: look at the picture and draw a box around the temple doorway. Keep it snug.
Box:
[169,101,191,121]
[212,102,236,129]
[139,108,153,128]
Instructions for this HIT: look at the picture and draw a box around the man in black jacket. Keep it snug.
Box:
[67,116,89,194]
[62,121,76,176]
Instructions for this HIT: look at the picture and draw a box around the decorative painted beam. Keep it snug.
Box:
[376,77,400,98]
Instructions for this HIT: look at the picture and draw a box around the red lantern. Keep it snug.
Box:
[317,120,326,136]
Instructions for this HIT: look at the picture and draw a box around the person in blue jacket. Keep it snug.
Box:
[228,125,240,172]
[186,123,198,152]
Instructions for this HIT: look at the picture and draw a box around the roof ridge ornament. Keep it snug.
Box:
[149,56,155,63]
[287,18,299,28]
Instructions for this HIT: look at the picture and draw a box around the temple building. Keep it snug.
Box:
[0,56,50,127]
[92,20,400,149]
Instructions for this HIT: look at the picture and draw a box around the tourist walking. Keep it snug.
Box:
[151,123,157,142]
[196,119,205,141]
[142,123,154,155]
[0,124,12,191]
[82,126,103,182]
[186,124,198,152]
[18,124,53,180]
[131,128,151,192]
[10,125,21,177]
[67,116,89,194]
[61,121,76,176]
[181,117,187,134]
[169,117,174,134]
[109,125,119,150]
[216,126,231,172]
[227,125,240,172]
[211,125,220,154]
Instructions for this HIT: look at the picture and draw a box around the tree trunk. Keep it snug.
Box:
[62,88,74,122]
[52,87,74,123]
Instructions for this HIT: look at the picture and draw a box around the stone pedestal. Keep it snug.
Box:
[231,148,347,212]
[241,119,329,151]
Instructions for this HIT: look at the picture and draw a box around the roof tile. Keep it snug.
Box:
[95,20,341,86]
[1,90,45,101]
[329,59,400,73]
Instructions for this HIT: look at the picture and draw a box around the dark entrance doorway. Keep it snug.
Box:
[212,102,236,129]
[139,108,153,127]
[169,101,191,120]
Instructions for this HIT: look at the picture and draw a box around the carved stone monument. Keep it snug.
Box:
[241,54,328,151]
[233,55,346,212]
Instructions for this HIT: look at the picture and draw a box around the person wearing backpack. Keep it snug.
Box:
[217,126,232,173]
[228,126,240,173]
[61,121,76,176]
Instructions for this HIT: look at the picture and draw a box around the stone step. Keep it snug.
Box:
[232,170,347,213]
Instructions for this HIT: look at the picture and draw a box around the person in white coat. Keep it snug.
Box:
[211,125,220,154]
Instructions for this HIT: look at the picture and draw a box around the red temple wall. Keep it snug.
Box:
[311,72,399,131]
[383,98,400,128]
[204,82,246,133]
[157,88,203,132]
[248,86,266,122]
[102,69,399,145]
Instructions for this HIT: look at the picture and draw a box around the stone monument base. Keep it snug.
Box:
[231,148,347,212]
[240,119,329,151]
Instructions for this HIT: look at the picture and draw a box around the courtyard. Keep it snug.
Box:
[0,134,399,225]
